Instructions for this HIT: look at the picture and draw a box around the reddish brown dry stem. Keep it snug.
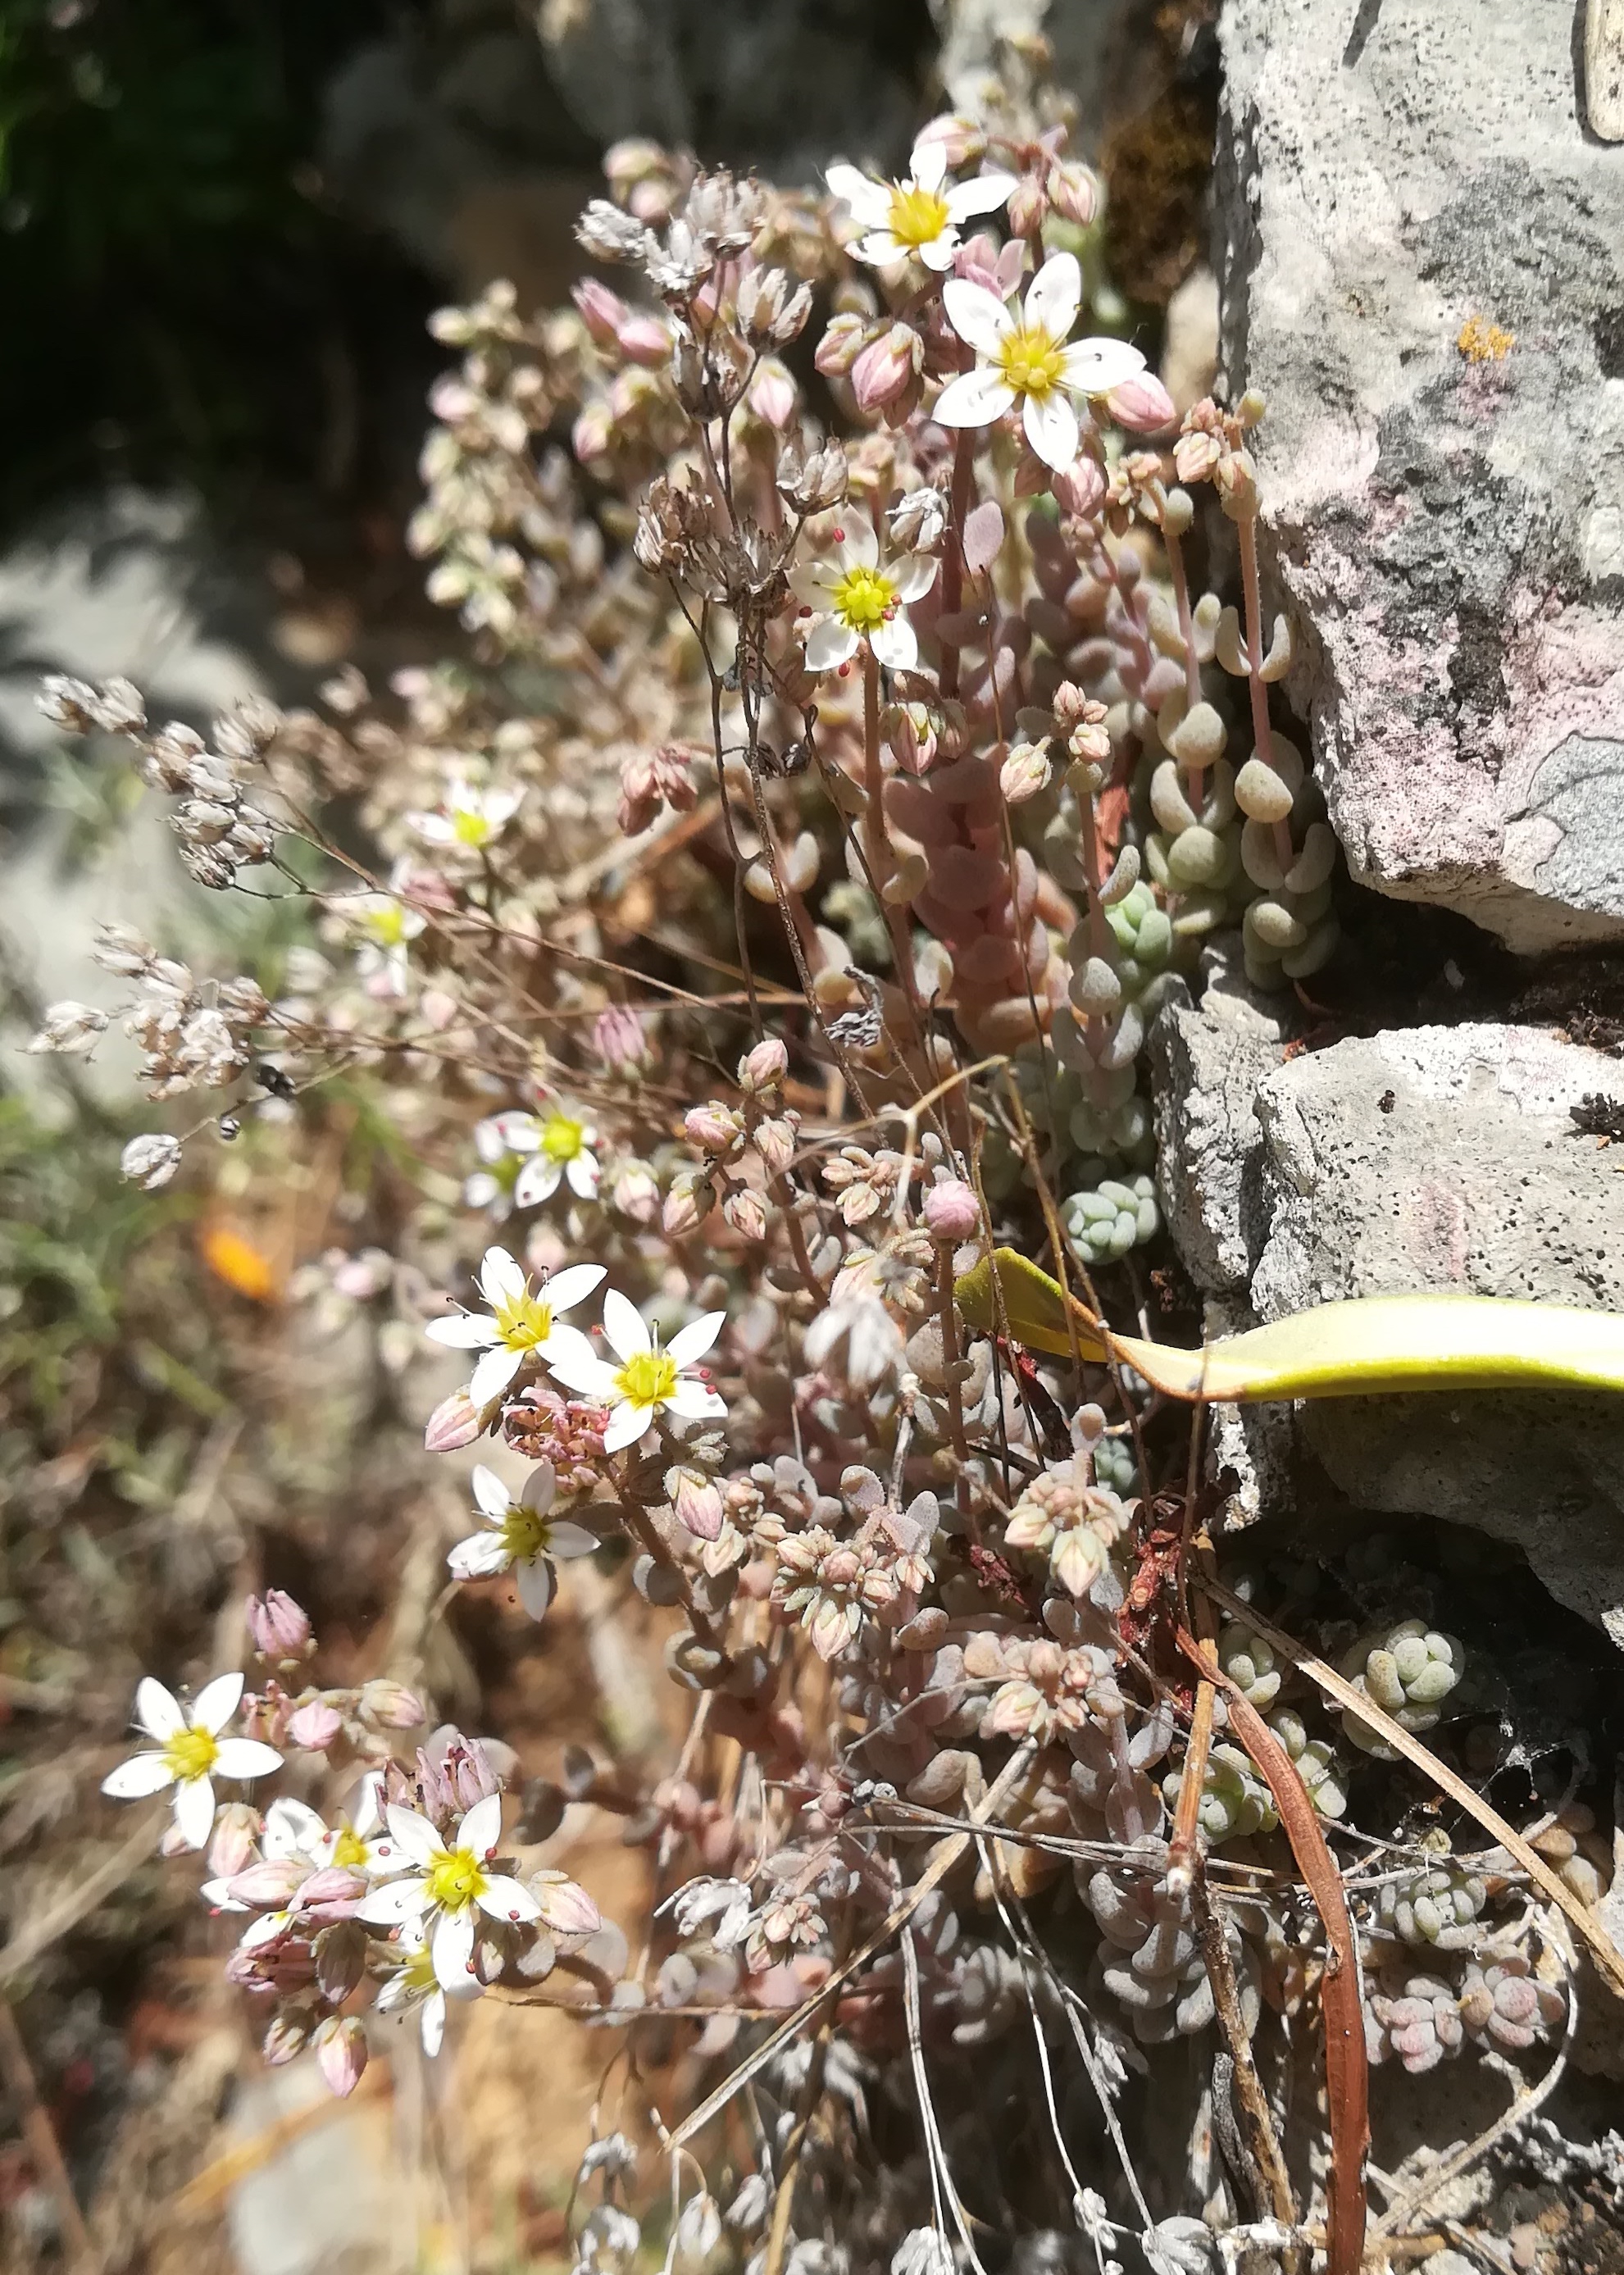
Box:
[1180,1627,1369,2275]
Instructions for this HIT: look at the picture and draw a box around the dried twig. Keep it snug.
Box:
[0,1996,95,2269]
[1,1809,164,1989]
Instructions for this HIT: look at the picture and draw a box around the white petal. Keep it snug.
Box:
[599,1287,650,1363]
[475,1874,541,1922]
[1024,252,1081,340]
[200,1878,246,1913]
[477,1246,526,1307]
[238,1909,293,1950]
[825,164,891,229]
[449,1531,512,1580]
[543,1263,607,1315]
[463,1174,499,1209]
[916,233,961,271]
[458,1792,503,1859]
[514,1555,554,1620]
[546,1522,600,1562]
[102,1752,174,1799]
[894,553,939,604]
[789,561,830,606]
[352,1772,384,1838]
[834,512,879,571]
[191,1672,244,1735]
[1022,387,1080,472]
[603,1400,653,1454]
[519,1462,557,1514]
[359,1878,429,1925]
[541,1340,616,1397]
[805,617,859,672]
[932,368,1015,429]
[513,1155,561,1207]
[945,170,1017,220]
[173,1775,216,1850]
[869,617,919,671]
[214,1738,283,1781]
[471,1463,512,1519]
[431,1906,475,1991]
[421,1990,447,2058]
[854,231,911,269]
[264,1798,327,1858]
[666,1311,726,1369]
[1060,336,1148,395]
[468,1345,524,1409]
[566,1152,600,1199]
[134,1677,185,1742]
[663,1379,729,1421]
[425,1313,499,1349]
[385,1805,443,1864]
[909,141,948,192]
[941,279,1012,358]
[489,1111,539,1153]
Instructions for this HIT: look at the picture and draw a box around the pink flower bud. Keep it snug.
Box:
[247,1588,313,1663]
[314,1921,368,2005]
[738,1037,788,1093]
[1006,175,1049,239]
[315,2014,368,2100]
[889,703,939,776]
[572,278,630,348]
[425,1390,481,1454]
[288,1699,343,1753]
[1106,374,1176,435]
[531,1869,603,1937]
[207,1803,262,1879]
[359,1678,425,1730]
[594,1003,648,1070]
[912,112,985,168]
[671,1467,726,1541]
[226,1859,311,1907]
[850,325,920,414]
[814,313,867,379]
[438,1731,502,1811]
[1047,161,1099,228]
[608,1161,660,1223]
[262,2009,312,2064]
[722,1187,768,1244]
[1000,741,1053,806]
[571,402,613,466]
[748,357,796,430]
[924,1178,980,1243]
[751,1116,796,1179]
[296,1865,369,1918]
[685,1103,743,1153]
[1053,457,1108,519]
[618,311,673,366]
[662,1176,711,1238]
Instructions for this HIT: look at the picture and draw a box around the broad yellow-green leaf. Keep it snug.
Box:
[954,1248,1624,1404]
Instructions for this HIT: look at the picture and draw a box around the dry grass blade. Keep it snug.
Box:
[669,1740,1036,2148]
[0,1997,94,2270]
[1196,1575,1624,2002]
[1180,1628,1368,2275]
[1188,1860,1296,2227]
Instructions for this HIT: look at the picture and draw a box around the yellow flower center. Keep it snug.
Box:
[425,1845,488,1912]
[401,1941,438,1994]
[494,1290,554,1351]
[452,804,494,848]
[501,1504,552,1563]
[886,181,951,249]
[162,1726,220,1783]
[614,1349,680,1409]
[829,565,897,635]
[366,901,409,946]
[539,1111,585,1163]
[995,322,1067,399]
[331,1827,371,1870]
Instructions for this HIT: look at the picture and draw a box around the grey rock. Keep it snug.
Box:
[1249,1023,1624,1641]
[1149,961,1285,1298]
[1216,0,1624,952]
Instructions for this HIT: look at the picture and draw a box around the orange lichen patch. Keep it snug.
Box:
[199,1222,281,1303]
[1457,315,1514,363]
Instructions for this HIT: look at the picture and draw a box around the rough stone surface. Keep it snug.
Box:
[1249,1023,1624,1640]
[1149,962,1285,1298]
[1216,0,1624,952]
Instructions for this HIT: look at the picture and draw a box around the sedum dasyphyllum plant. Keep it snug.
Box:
[32,70,1599,2274]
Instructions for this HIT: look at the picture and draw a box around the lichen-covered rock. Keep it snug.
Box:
[1217,0,1624,951]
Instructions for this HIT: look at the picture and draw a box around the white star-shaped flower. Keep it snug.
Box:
[425,1246,604,1411]
[101,1674,282,1850]
[935,252,1146,472]
[356,1794,542,1990]
[547,1290,727,1454]
[514,1106,601,1207]
[464,1110,543,1217]
[448,1460,599,1619]
[826,143,1016,273]
[405,777,521,851]
[789,510,937,675]
[346,891,425,998]
[375,1918,478,2056]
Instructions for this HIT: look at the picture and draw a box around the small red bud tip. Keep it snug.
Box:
[508,1908,520,1920]
[839,662,851,677]
[798,605,812,617]
[832,527,845,541]
[466,1959,478,1973]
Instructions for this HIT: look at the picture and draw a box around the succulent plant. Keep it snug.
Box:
[1340,1618,1466,1758]
[1216,1620,1282,1709]
[1061,1171,1158,1263]
[1161,1740,1277,1843]
[1378,1854,1488,1950]
[1265,1706,1348,1819]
